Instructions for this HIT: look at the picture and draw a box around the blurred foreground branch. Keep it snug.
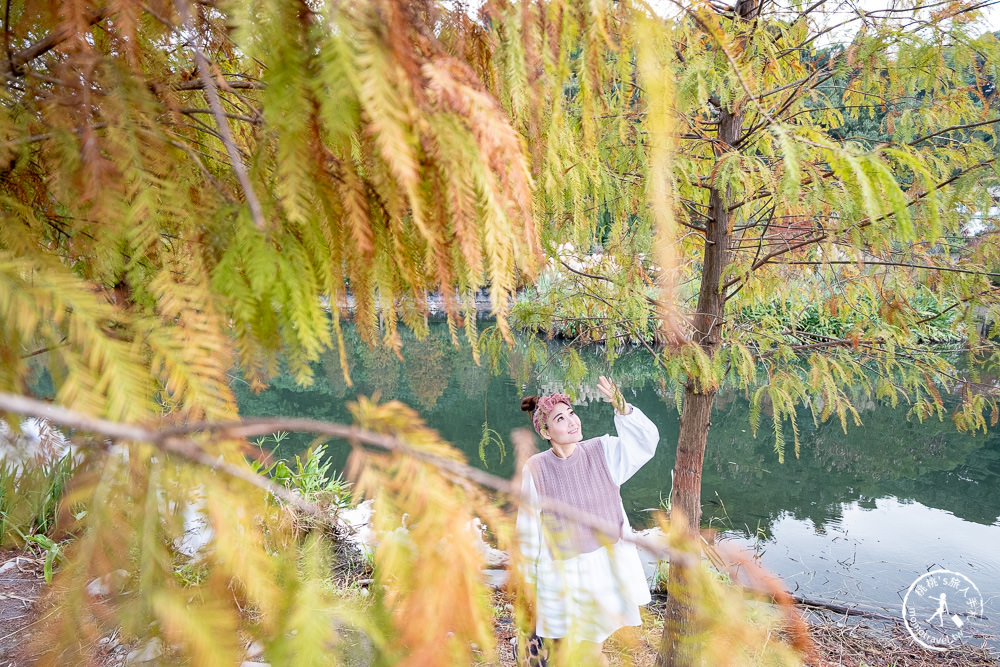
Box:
[0,391,685,565]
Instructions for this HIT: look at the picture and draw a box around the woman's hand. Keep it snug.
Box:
[597,376,629,415]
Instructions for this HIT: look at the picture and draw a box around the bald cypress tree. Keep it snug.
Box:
[2,1,998,664]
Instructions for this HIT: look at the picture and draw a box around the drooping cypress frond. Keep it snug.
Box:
[0,1,548,662]
[348,397,497,667]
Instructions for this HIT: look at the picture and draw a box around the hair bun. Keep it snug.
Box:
[520,396,539,413]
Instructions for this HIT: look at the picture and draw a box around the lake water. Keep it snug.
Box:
[234,324,1000,649]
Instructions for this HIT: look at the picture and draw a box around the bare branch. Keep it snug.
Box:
[0,122,109,150]
[174,0,267,232]
[914,286,1000,326]
[558,258,615,284]
[722,234,824,291]
[22,339,67,359]
[773,16,857,59]
[177,107,262,125]
[909,117,1000,147]
[0,392,688,564]
[172,79,265,91]
[0,391,321,516]
[4,5,116,76]
[773,260,1000,280]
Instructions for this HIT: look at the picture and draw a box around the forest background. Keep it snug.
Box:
[0,0,999,665]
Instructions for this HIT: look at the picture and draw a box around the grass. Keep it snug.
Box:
[249,434,354,510]
[0,451,77,549]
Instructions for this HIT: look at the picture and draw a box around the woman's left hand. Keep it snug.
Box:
[597,376,629,415]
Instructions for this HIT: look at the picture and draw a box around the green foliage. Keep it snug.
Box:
[1,0,541,418]
[23,533,65,585]
[512,242,660,352]
[477,421,506,468]
[738,288,963,343]
[251,436,353,511]
[172,561,209,588]
[0,452,77,548]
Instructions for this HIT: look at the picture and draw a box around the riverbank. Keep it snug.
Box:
[490,591,999,667]
[2,545,995,666]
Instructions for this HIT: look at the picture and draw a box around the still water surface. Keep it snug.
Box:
[235,325,1000,646]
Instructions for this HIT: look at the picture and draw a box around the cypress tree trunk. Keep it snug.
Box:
[658,384,718,667]
[656,50,746,666]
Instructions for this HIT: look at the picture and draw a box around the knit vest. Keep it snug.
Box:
[527,437,625,559]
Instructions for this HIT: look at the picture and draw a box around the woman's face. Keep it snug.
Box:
[541,402,582,446]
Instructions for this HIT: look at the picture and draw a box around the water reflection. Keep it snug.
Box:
[234,322,1000,640]
[722,498,1000,646]
[699,395,1000,534]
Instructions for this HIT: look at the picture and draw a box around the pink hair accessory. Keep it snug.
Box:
[532,393,572,435]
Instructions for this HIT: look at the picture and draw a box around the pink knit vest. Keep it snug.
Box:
[527,437,625,559]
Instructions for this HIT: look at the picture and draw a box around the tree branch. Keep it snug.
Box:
[753,338,852,360]
[174,0,267,232]
[3,0,12,66]
[171,79,265,91]
[0,391,321,516]
[736,69,838,147]
[21,339,67,359]
[177,107,262,125]
[909,117,1000,147]
[722,234,824,291]
[0,122,110,150]
[0,392,691,566]
[914,287,1000,326]
[558,258,614,283]
[773,259,1000,280]
[4,5,116,76]
[154,132,236,204]
[725,155,998,287]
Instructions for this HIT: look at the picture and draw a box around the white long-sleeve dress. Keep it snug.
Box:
[516,405,659,642]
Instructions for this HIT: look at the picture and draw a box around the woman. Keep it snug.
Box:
[516,376,659,666]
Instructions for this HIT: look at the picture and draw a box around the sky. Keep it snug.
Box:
[641,0,1000,41]
[819,0,1000,43]
[976,0,1000,30]
[453,0,1000,36]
